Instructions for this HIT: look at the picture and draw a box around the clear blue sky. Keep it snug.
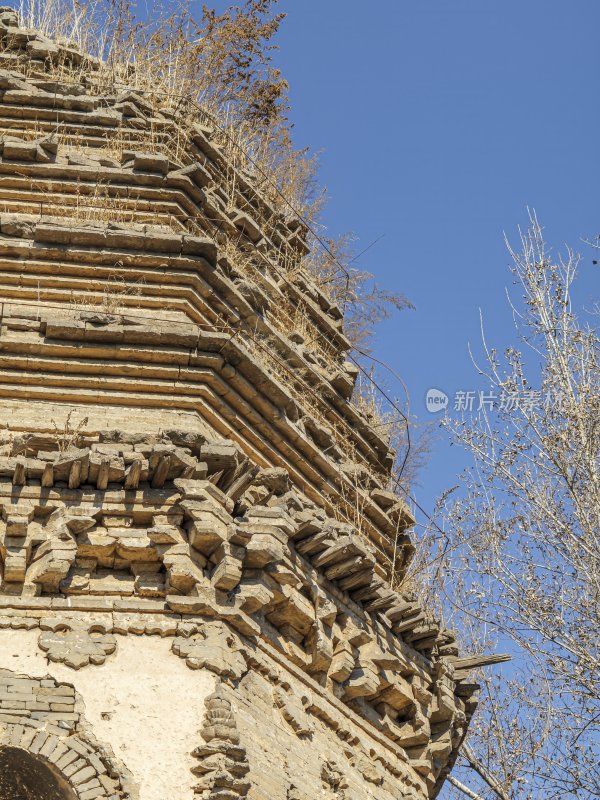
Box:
[269,0,599,512]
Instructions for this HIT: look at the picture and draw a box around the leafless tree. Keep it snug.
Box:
[414,213,599,799]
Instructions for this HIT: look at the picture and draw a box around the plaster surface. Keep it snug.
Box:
[0,629,216,800]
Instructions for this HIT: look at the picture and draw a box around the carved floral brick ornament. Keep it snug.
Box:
[38,618,117,670]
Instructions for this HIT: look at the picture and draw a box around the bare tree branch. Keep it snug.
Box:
[447,774,487,800]
[462,744,511,800]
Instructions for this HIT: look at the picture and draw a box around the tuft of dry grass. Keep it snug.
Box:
[69,270,146,315]
[51,409,89,452]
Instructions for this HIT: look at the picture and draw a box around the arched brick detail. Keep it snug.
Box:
[0,745,78,800]
[0,726,122,799]
[0,669,136,800]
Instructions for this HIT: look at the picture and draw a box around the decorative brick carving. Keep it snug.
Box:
[38,618,117,670]
[172,621,248,680]
[321,759,349,800]
[354,753,384,786]
[192,683,250,798]
[273,686,313,738]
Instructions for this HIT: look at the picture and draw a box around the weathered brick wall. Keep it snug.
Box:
[231,670,426,800]
[0,670,77,724]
